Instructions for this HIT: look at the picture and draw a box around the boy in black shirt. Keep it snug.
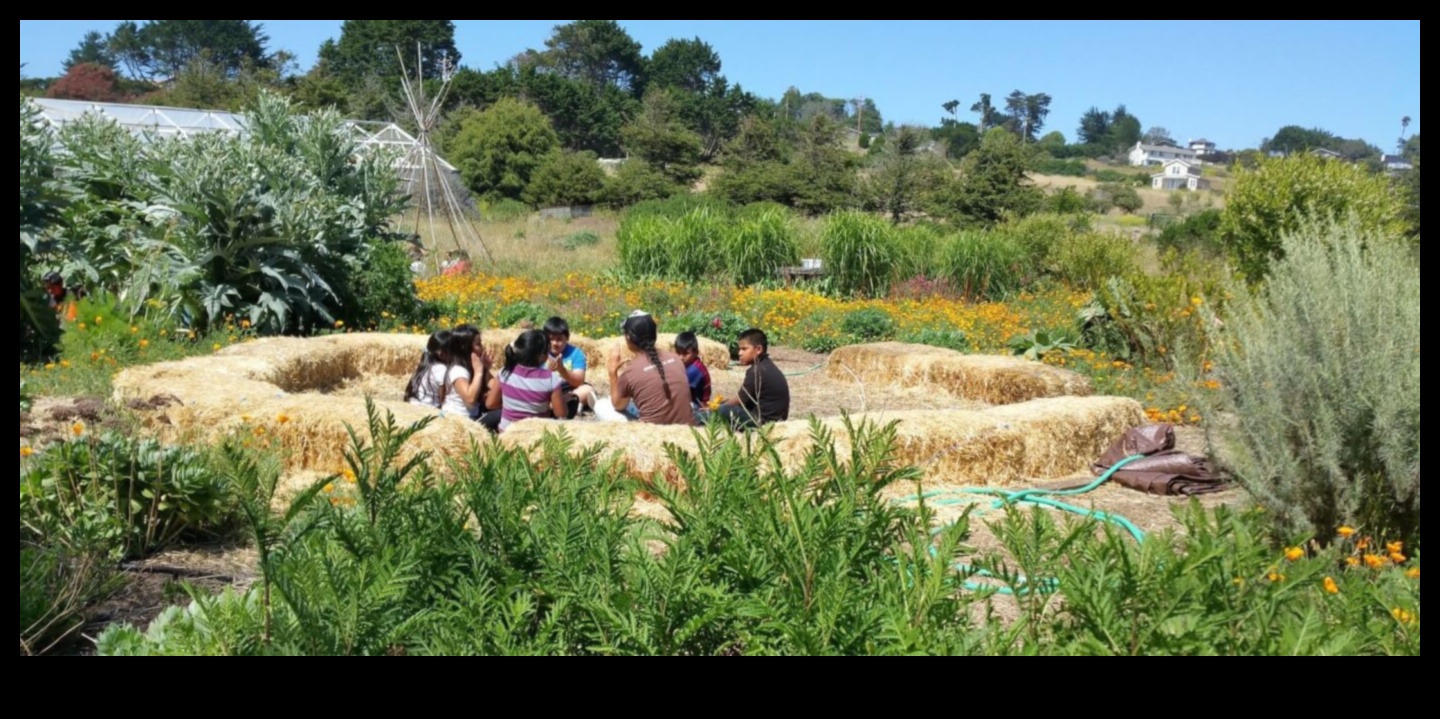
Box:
[716,328,790,430]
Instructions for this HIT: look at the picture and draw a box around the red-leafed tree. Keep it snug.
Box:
[46,62,125,102]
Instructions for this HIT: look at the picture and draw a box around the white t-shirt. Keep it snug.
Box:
[409,363,472,415]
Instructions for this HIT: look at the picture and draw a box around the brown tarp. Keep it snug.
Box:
[1093,424,1226,496]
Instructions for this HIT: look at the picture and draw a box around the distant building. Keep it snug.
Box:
[1129,141,1200,167]
[1151,159,1211,191]
[1381,154,1414,172]
[1311,147,1344,160]
[1188,138,1217,156]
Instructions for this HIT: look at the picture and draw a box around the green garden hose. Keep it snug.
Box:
[894,454,1147,596]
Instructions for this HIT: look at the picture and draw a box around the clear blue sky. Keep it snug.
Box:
[19,20,1420,150]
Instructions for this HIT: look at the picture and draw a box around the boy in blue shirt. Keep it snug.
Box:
[544,317,595,419]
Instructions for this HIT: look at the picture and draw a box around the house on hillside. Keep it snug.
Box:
[1311,147,1344,160]
[1382,154,1414,173]
[1188,138,1216,156]
[1151,159,1211,191]
[1129,141,1200,167]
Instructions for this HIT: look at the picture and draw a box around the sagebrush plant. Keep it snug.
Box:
[1204,218,1420,544]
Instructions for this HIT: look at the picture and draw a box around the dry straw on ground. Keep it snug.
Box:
[825,342,1092,405]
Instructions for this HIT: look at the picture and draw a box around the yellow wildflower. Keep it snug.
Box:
[1405,567,1420,580]
[1284,547,1304,562]
[1322,576,1339,595]
[71,422,85,436]
[20,446,35,458]
[1337,526,1356,539]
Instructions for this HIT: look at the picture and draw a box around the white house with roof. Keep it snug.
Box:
[1151,160,1211,191]
[1188,138,1216,156]
[1129,141,1200,167]
[1381,154,1414,173]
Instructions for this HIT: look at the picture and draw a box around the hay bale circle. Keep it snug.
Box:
[114,334,1141,490]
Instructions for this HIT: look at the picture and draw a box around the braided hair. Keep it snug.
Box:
[623,313,671,398]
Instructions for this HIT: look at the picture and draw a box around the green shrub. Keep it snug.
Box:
[901,328,969,352]
[523,150,606,208]
[1220,154,1408,281]
[99,404,983,656]
[1206,218,1419,543]
[821,211,900,297]
[841,307,896,342]
[941,231,1026,301]
[481,198,532,221]
[50,92,406,335]
[20,434,241,560]
[349,240,423,326]
[977,503,1421,656]
[1092,168,1147,186]
[448,97,559,201]
[21,99,63,362]
[91,403,1422,656]
[1047,185,1094,215]
[1156,209,1224,256]
[1101,183,1144,214]
[561,231,601,251]
[616,213,671,278]
[602,160,685,208]
[1051,232,1138,291]
[498,301,549,328]
[1033,157,1088,177]
[1001,213,1075,272]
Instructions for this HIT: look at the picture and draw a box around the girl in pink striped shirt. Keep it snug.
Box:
[482,330,567,433]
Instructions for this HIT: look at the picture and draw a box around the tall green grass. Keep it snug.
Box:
[941,231,1026,301]
[821,211,900,297]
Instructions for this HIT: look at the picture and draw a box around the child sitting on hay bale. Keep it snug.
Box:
[544,316,596,419]
[713,328,790,430]
[674,331,713,418]
[603,311,694,426]
[481,330,568,433]
[404,330,451,409]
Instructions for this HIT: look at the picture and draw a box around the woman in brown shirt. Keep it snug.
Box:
[607,311,695,426]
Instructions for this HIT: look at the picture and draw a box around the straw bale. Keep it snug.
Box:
[979,396,1145,481]
[113,336,494,474]
[593,333,731,373]
[825,343,1091,405]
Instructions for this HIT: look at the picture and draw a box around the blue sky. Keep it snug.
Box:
[19,20,1420,151]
